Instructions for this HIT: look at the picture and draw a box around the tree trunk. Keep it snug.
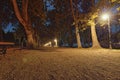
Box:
[25,28,37,48]
[70,0,82,48]
[91,21,101,48]
[75,25,81,48]
[0,26,3,41]
[68,27,73,47]
[12,0,37,48]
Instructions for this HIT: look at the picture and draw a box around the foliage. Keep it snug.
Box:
[0,0,119,48]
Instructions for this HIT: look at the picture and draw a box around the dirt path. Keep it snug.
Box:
[0,48,120,80]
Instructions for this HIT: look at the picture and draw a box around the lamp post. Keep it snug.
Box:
[101,14,112,49]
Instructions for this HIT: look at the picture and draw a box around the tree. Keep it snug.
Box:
[0,27,4,41]
[87,0,119,48]
[79,0,101,48]
[45,0,75,47]
[70,0,82,48]
[74,0,119,48]
[12,0,45,48]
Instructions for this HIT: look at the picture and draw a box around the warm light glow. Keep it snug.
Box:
[54,39,57,42]
[54,38,58,47]
[101,14,109,20]
[44,41,51,47]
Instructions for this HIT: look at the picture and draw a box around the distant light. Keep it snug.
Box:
[101,14,109,20]
[44,41,51,47]
[54,39,57,42]
[54,38,58,47]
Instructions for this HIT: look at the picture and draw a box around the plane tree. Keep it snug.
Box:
[70,0,120,48]
[12,0,46,48]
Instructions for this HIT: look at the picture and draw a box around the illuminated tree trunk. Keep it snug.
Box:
[12,0,37,48]
[91,21,101,48]
[75,25,81,48]
[70,0,82,48]
[25,26,37,48]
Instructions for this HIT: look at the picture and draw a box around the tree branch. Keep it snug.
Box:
[12,0,26,27]
[22,0,28,22]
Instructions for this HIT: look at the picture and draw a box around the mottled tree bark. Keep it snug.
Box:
[12,0,37,48]
[90,21,101,48]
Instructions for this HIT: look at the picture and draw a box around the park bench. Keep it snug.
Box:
[0,42,14,55]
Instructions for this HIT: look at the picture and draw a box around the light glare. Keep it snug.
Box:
[101,14,109,20]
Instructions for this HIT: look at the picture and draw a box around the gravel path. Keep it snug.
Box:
[0,48,120,80]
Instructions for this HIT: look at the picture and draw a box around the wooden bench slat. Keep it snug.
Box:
[0,42,14,46]
[0,42,15,55]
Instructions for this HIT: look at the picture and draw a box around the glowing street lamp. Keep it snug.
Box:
[101,13,112,49]
[102,14,109,20]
